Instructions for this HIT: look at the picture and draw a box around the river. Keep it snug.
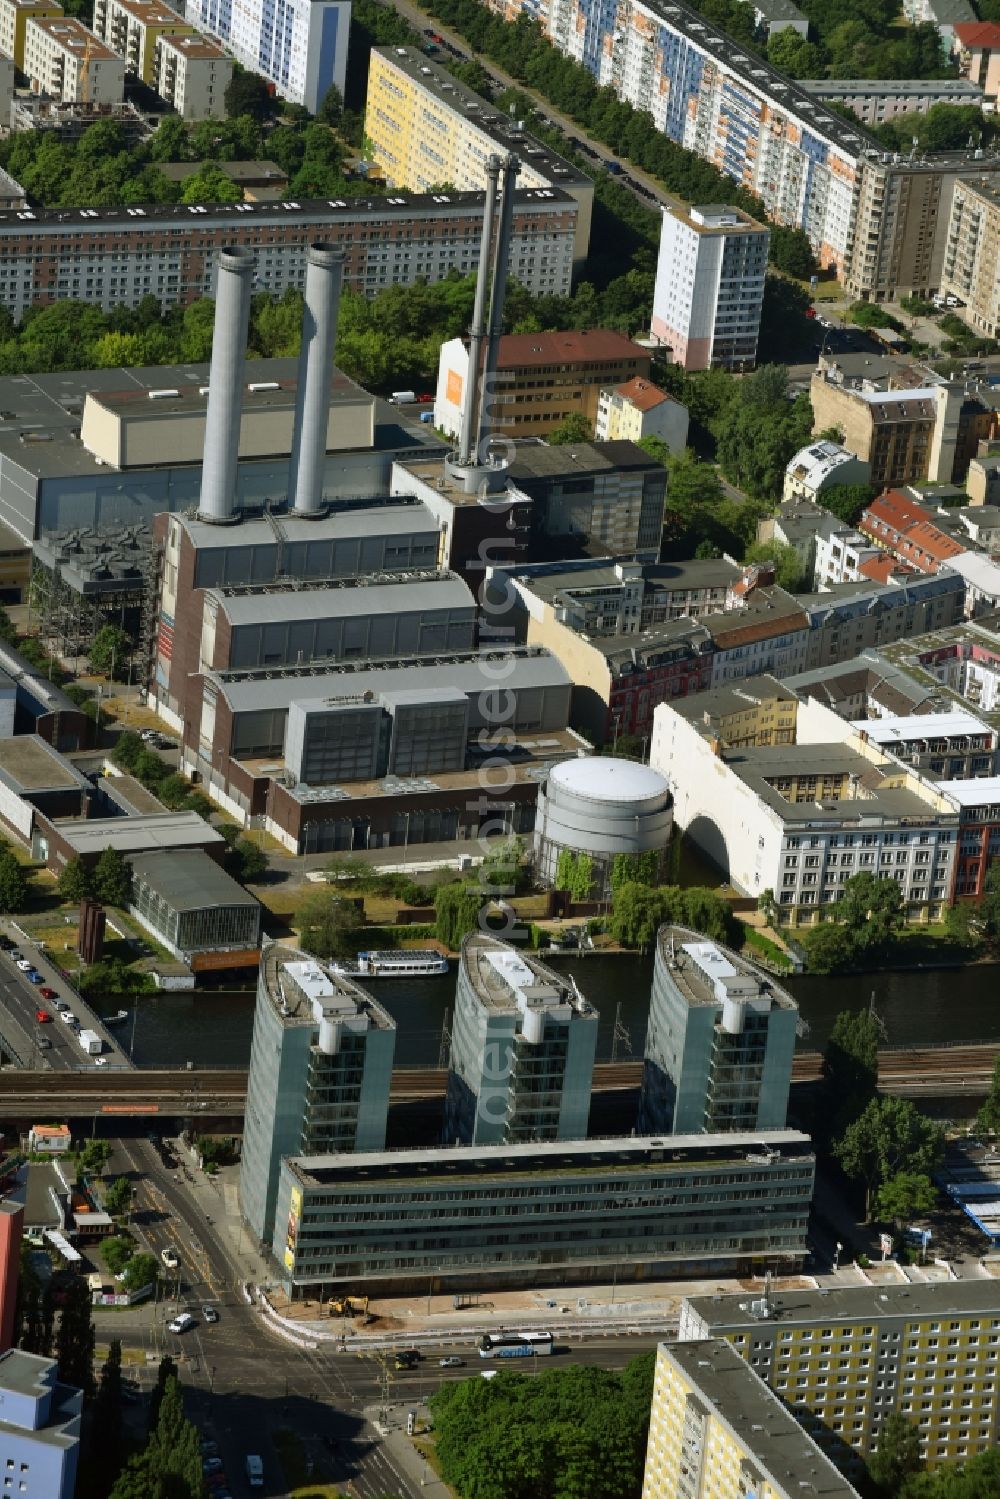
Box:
[88,953,1000,1070]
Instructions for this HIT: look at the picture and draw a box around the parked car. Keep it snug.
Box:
[37,1038,51,1051]
[94,1056,107,1067]
[200,1440,220,1457]
[439,1356,464,1368]
[53,1000,69,1012]
[0,935,13,950]
[27,970,43,984]
[59,1010,76,1025]
[16,959,31,971]
[202,1457,223,1475]
[34,1010,51,1024]
[167,1312,195,1334]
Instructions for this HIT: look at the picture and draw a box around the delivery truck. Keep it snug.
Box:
[78,1029,102,1056]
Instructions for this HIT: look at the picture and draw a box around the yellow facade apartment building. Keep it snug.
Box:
[643,1339,861,1499]
[679,1282,1000,1480]
[365,45,593,269]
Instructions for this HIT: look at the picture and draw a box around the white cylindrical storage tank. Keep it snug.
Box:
[533,756,673,898]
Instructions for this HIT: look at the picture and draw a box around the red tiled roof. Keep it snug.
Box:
[859,556,916,584]
[859,489,967,573]
[953,21,1000,47]
[499,329,649,369]
[615,376,674,411]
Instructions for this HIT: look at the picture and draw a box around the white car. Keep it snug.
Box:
[161,1247,180,1269]
[16,959,31,971]
[167,1313,195,1334]
[60,1010,76,1025]
[94,1056,107,1067]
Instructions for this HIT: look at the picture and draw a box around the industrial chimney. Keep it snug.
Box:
[198,248,255,525]
[289,243,344,517]
[457,155,501,468]
[476,153,520,460]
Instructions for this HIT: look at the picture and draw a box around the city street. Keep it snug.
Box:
[0,921,128,1071]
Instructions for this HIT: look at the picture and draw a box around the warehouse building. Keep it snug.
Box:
[271,1130,816,1295]
[127,848,262,970]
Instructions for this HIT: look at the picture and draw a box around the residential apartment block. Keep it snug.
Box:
[639,925,799,1135]
[859,488,969,575]
[852,710,998,777]
[651,695,961,923]
[23,14,124,104]
[92,0,231,118]
[185,0,348,111]
[271,1131,816,1295]
[941,176,1000,339]
[813,517,894,590]
[444,933,598,1146]
[799,77,984,124]
[810,365,960,489]
[650,201,769,370]
[953,21,1000,101]
[642,1340,862,1499]
[594,376,689,452]
[672,676,799,751]
[783,441,871,505]
[0,0,58,66]
[434,329,650,439]
[800,572,965,669]
[679,1281,1000,1474]
[0,1349,82,1499]
[0,190,578,319]
[365,46,593,268]
[240,943,396,1249]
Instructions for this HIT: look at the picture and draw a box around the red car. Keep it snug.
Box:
[35,1009,52,1024]
[39,986,56,1000]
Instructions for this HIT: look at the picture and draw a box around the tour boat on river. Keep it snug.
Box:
[331,949,449,979]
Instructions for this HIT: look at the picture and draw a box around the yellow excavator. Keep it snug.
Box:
[328,1293,370,1318]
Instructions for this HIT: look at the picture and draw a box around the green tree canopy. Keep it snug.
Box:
[89,624,131,680]
[102,1236,134,1276]
[223,71,275,121]
[874,1170,937,1229]
[977,1055,1000,1136]
[548,411,593,445]
[296,888,367,961]
[823,1008,881,1126]
[838,872,905,951]
[93,846,131,908]
[58,856,92,904]
[835,1097,945,1220]
[742,539,806,591]
[122,1252,157,1294]
[0,847,27,914]
[868,1410,923,1496]
[434,881,486,951]
[179,163,243,205]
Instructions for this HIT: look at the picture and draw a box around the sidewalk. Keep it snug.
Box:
[369,1407,454,1499]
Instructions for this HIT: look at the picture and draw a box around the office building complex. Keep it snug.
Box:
[651,202,769,370]
[642,1340,861,1499]
[0,189,577,320]
[594,376,689,451]
[533,756,673,897]
[92,0,231,118]
[240,943,396,1249]
[185,0,348,111]
[640,926,799,1135]
[434,329,651,439]
[272,1130,816,1295]
[0,1349,82,1498]
[445,933,599,1145]
[651,695,961,924]
[679,1280,1000,1474]
[366,46,593,268]
[799,77,984,124]
[23,14,124,103]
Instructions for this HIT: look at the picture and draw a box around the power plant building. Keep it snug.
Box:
[240,943,396,1249]
[639,926,799,1135]
[272,1130,816,1295]
[533,756,673,897]
[445,933,599,1145]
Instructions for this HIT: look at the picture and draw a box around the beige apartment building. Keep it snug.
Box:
[24,15,124,103]
[365,45,593,268]
[594,376,689,452]
[153,31,230,119]
[940,176,1000,338]
[0,0,61,67]
[810,365,960,489]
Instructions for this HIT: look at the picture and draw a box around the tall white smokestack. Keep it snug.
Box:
[198,247,255,525]
[289,243,344,517]
[458,155,501,468]
[476,154,520,459]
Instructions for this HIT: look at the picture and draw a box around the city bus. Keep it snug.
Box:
[478,1332,554,1359]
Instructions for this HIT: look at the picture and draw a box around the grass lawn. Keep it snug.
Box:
[743,927,793,971]
[272,1428,342,1498]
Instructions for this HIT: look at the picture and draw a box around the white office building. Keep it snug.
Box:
[185,0,349,111]
[651,202,769,371]
[0,1349,82,1498]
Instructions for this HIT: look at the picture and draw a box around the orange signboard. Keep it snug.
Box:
[101,1104,160,1114]
[446,368,463,406]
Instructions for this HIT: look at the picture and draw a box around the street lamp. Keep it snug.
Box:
[833,1240,843,1272]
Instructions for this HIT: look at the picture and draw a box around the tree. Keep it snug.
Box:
[296,888,366,960]
[433,881,485,950]
[90,624,131,680]
[93,846,131,908]
[223,71,275,121]
[55,1277,94,1398]
[978,1055,1000,1136]
[803,922,855,975]
[715,367,814,502]
[838,872,905,951]
[58,855,92,903]
[231,837,267,883]
[104,1177,134,1218]
[89,1338,124,1496]
[743,539,805,591]
[768,224,816,279]
[607,883,672,949]
[111,730,143,773]
[179,163,242,205]
[0,847,27,914]
[548,411,593,445]
[823,1008,881,1123]
[480,835,530,896]
[101,1236,134,1276]
[80,1139,112,1175]
[835,1097,945,1220]
[875,1170,937,1229]
[822,483,876,527]
[122,1252,157,1295]
[868,1410,923,1496]
[316,84,343,127]
[979,861,1000,946]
